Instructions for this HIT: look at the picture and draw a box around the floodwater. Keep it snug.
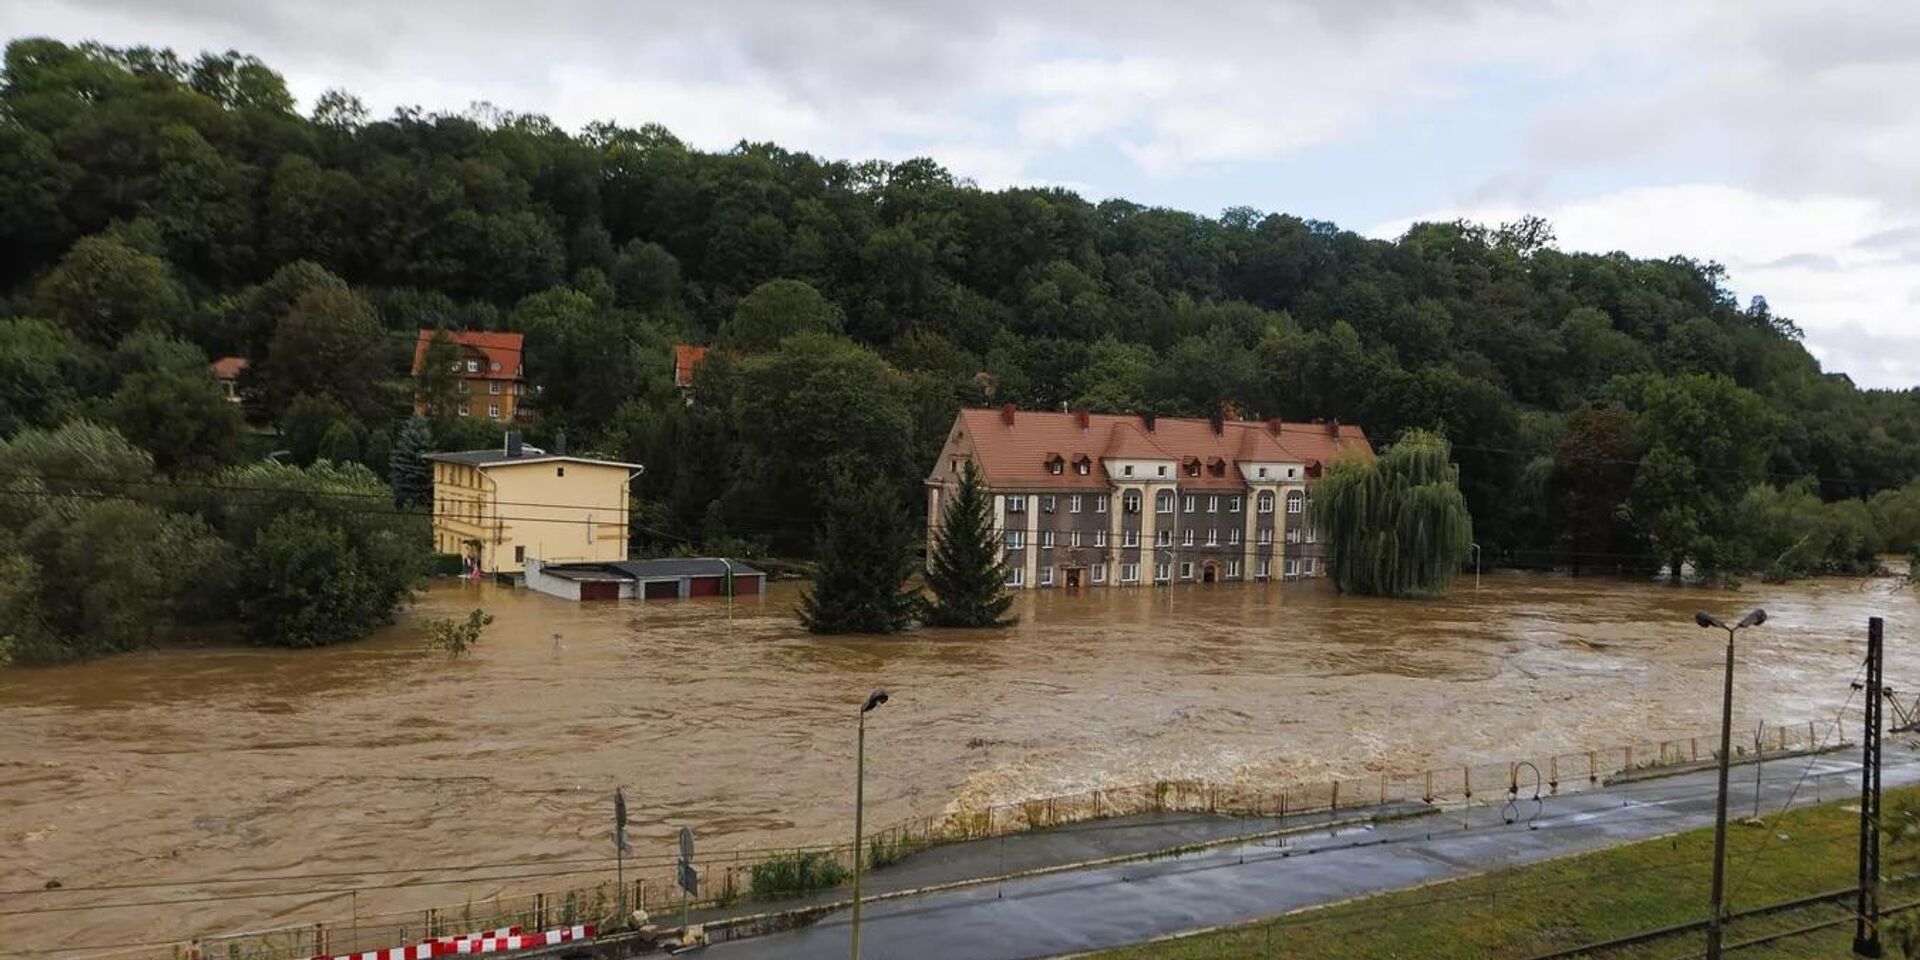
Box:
[2,571,1913,954]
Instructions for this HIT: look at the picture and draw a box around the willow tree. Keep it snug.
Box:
[1310,429,1473,598]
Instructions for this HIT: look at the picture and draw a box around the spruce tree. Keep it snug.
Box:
[799,475,916,634]
[923,461,1014,627]
[389,415,434,508]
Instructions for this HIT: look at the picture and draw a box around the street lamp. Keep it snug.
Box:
[851,689,888,960]
[1695,607,1767,960]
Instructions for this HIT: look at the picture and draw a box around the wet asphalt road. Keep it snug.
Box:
[707,743,1920,960]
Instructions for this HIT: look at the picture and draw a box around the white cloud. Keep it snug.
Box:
[1370,185,1920,388]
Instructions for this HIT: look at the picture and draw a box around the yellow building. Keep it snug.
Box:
[427,440,644,575]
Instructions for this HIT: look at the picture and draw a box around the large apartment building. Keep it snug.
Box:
[925,407,1372,589]
[411,330,531,422]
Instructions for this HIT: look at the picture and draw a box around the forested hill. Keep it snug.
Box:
[6,37,1920,581]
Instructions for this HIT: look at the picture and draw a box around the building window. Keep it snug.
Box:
[1096,496,1108,514]
[1287,527,1301,543]
[1258,492,1274,513]
[1007,531,1027,550]
[1124,465,1135,477]
[514,545,525,563]
[1039,566,1054,587]
[1258,466,1268,478]
[1156,530,1172,547]
[1124,530,1139,547]
[491,361,502,372]
[1121,563,1139,583]
[457,404,470,417]
[1287,490,1304,514]
[1229,528,1241,545]
[458,380,469,393]
[1124,492,1141,514]
[1287,467,1297,479]
[1183,495,1195,512]
[1006,495,1026,513]
[488,404,500,419]
[1041,495,1056,513]
[557,467,565,477]
[1229,496,1242,513]
[1180,562,1193,580]
[1092,563,1107,583]
[1094,530,1107,547]
[1069,495,1082,513]
[1285,558,1300,577]
[466,359,479,373]
[1069,530,1081,548]
[1076,461,1091,475]
[1182,529,1195,546]
[1154,562,1171,582]
[1257,559,1270,579]
[1156,491,1174,513]
[1006,566,1024,586]
[1041,530,1055,548]
[1227,560,1241,579]
[1049,460,1064,475]
[1207,496,1219,513]
[1206,529,1218,546]
[1305,558,1317,575]
[1157,465,1167,476]
[1258,528,1273,545]
[489,381,501,395]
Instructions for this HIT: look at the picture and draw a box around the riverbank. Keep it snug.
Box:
[1092,783,1917,959]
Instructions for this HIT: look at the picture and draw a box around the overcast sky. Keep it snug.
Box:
[12,0,1920,388]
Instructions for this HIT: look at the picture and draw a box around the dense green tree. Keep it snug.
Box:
[514,286,651,435]
[730,334,917,553]
[279,393,353,465]
[922,462,1013,628]
[719,278,844,352]
[32,234,190,345]
[104,367,244,474]
[236,510,384,648]
[263,286,390,419]
[0,317,98,433]
[799,475,917,634]
[1311,429,1474,598]
[316,420,362,464]
[415,329,465,422]
[610,239,681,311]
[389,414,434,507]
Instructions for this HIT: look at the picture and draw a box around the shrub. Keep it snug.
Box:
[748,850,848,900]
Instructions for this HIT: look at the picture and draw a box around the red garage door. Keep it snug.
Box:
[688,575,722,597]
[643,580,679,600]
[580,580,621,601]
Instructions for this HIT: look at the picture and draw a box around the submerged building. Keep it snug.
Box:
[925,407,1372,588]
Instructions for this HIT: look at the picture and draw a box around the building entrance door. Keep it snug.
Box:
[1202,562,1219,583]
[1064,567,1083,589]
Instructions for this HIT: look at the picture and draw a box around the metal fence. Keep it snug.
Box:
[156,712,1856,960]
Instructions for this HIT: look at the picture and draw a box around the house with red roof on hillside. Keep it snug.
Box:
[925,406,1373,589]
[411,330,531,423]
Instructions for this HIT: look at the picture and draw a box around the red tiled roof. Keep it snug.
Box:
[412,330,524,381]
[941,408,1372,491]
[210,356,249,380]
[674,344,710,388]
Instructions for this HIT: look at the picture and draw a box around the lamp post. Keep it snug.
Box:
[1694,607,1767,960]
[851,689,888,960]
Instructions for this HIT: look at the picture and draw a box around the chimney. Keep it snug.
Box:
[1000,402,1017,426]
[1327,419,1341,436]
[551,430,567,456]
[1209,409,1224,435]
[1267,417,1284,436]
[1074,409,1091,430]
[505,430,524,458]
[1141,412,1157,432]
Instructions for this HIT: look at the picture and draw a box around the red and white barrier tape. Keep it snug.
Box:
[311,924,592,960]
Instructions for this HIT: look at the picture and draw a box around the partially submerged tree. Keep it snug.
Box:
[922,461,1014,628]
[1311,429,1473,599]
[799,476,916,634]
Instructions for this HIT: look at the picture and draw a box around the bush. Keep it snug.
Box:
[748,850,848,900]
[426,552,466,577]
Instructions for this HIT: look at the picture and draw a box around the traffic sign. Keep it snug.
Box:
[678,826,694,863]
[678,862,698,896]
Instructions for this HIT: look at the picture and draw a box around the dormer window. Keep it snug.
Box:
[1072,453,1092,475]
[1182,456,1202,477]
[1207,457,1227,476]
[1045,453,1065,475]
[491,361,502,372]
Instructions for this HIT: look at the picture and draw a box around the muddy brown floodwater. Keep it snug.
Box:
[2,571,1914,954]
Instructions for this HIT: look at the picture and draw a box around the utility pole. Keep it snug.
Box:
[1854,616,1885,958]
[1694,608,1766,960]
